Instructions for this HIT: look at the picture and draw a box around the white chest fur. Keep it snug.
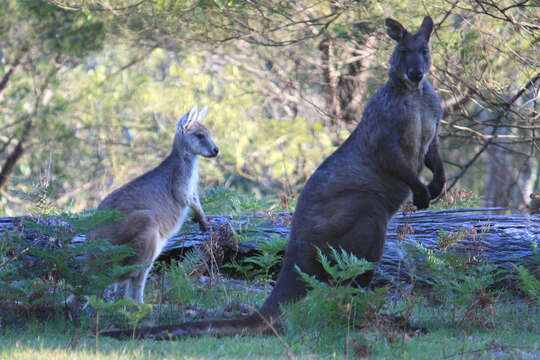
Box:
[171,163,198,232]
[154,161,200,261]
[401,108,437,172]
[186,163,199,201]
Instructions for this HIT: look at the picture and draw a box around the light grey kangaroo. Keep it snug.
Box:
[103,16,445,338]
[87,105,219,303]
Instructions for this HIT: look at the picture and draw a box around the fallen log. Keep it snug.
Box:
[1,208,539,284]
[159,208,540,284]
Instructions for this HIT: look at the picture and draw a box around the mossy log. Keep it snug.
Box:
[1,208,539,284]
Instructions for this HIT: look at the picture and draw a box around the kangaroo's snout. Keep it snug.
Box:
[407,70,424,83]
[202,144,219,158]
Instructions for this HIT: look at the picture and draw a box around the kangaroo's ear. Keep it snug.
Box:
[196,105,208,123]
[418,16,434,40]
[177,105,198,133]
[385,18,407,41]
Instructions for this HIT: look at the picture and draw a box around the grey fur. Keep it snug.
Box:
[86,106,218,303]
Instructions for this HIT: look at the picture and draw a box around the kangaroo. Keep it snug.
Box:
[86,105,219,303]
[102,16,444,338]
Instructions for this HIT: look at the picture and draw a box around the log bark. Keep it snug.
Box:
[1,208,539,284]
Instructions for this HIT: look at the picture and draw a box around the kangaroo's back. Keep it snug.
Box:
[102,17,445,339]
[90,154,193,245]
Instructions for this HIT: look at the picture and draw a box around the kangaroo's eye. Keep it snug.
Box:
[196,133,205,140]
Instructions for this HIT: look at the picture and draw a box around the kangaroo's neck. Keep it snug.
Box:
[160,145,198,203]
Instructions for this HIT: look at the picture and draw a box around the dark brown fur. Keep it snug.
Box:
[102,17,445,339]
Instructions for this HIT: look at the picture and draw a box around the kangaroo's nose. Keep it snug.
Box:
[212,147,219,157]
[408,70,423,83]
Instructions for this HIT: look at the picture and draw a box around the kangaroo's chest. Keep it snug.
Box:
[161,166,199,241]
[400,101,437,171]
[185,166,199,199]
[170,163,199,205]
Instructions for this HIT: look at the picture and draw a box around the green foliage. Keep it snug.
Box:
[0,210,136,313]
[314,247,374,287]
[435,228,470,250]
[88,296,152,332]
[224,235,287,285]
[221,259,253,280]
[201,187,276,215]
[283,247,388,347]
[161,250,205,305]
[514,265,540,302]
[514,243,540,301]
[19,0,106,57]
[408,239,506,324]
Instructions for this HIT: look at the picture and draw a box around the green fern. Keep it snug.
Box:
[284,247,387,347]
[241,235,287,282]
[201,187,276,215]
[514,265,540,301]
[162,249,204,305]
[406,240,506,324]
[514,243,540,301]
[0,210,138,316]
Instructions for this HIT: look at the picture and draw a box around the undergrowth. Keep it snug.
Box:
[0,210,135,314]
[0,187,538,359]
[284,247,389,350]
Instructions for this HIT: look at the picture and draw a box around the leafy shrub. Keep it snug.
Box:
[201,187,277,215]
[514,243,540,302]
[161,249,205,305]
[408,240,506,325]
[514,265,540,301]
[88,296,152,335]
[0,210,136,316]
[283,247,388,347]
[224,235,287,286]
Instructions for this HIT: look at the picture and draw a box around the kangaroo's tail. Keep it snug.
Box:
[101,243,308,340]
[100,311,280,340]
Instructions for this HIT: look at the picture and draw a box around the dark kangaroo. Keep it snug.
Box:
[102,16,445,339]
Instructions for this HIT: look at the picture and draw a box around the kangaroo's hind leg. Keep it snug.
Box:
[123,211,160,303]
[334,194,389,289]
[128,265,154,303]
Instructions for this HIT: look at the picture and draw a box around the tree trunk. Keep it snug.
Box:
[318,33,377,130]
[0,121,32,192]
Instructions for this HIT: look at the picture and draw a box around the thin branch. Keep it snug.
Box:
[446,73,540,191]
[42,0,148,12]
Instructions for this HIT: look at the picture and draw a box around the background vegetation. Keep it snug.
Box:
[0,0,538,215]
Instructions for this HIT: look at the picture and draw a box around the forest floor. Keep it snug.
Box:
[1,276,539,360]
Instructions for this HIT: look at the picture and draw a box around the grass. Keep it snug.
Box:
[1,292,538,360]
[0,329,290,360]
